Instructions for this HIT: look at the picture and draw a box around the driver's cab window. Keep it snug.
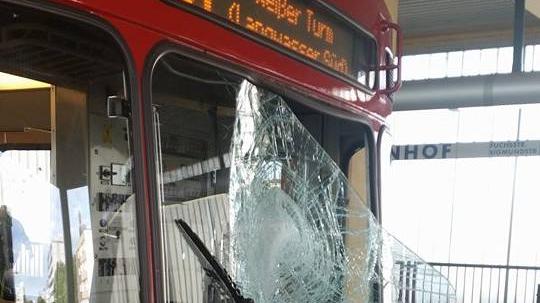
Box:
[152,53,376,302]
[0,3,141,302]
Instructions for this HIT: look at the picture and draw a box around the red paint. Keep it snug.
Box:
[52,0,396,121]
[40,0,398,301]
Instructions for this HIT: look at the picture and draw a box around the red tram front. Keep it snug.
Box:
[0,0,407,302]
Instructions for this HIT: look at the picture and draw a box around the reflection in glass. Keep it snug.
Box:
[229,81,456,302]
[152,54,456,302]
[152,55,241,303]
[0,151,65,302]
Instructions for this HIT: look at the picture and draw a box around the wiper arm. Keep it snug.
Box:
[174,219,254,303]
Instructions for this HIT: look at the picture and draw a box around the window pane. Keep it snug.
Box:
[402,55,415,81]
[519,104,540,140]
[228,82,454,302]
[378,129,394,214]
[534,45,540,71]
[152,54,454,302]
[510,156,540,265]
[387,104,540,269]
[447,51,464,77]
[388,109,460,144]
[0,4,141,302]
[497,47,513,74]
[462,49,481,76]
[0,151,62,302]
[152,55,240,303]
[429,52,448,79]
[479,48,498,75]
[524,45,534,72]
[416,54,431,80]
[408,54,431,80]
[348,148,369,202]
[457,106,519,142]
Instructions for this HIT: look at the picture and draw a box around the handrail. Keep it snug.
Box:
[377,19,403,95]
[429,262,540,303]
[429,262,540,271]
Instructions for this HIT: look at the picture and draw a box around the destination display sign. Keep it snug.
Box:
[164,0,375,85]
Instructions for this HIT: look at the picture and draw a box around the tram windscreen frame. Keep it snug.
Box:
[162,0,377,89]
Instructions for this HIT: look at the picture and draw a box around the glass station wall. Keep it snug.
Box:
[402,44,540,81]
[382,104,540,266]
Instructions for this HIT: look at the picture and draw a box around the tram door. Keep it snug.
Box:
[0,3,141,303]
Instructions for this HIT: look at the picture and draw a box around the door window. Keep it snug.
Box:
[0,4,141,302]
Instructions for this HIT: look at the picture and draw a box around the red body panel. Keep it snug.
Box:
[51,0,394,126]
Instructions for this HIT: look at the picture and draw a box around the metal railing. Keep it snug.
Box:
[395,261,456,303]
[429,262,540,303]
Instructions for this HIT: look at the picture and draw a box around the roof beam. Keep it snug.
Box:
[393,72,540,111]
[384,0,399,22]
[403,27,540,55]
[513,0,526,72]
[526,0,540,19]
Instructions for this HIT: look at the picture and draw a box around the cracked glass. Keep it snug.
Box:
[228,81,456,303]
[152,53,455,302]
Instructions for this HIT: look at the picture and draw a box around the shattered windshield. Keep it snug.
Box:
[227,81,456,303]
[152,54,455,303]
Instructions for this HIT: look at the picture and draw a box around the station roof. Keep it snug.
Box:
[399,0,540,54]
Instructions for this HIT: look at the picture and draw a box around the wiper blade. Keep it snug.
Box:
[174,219,254,303]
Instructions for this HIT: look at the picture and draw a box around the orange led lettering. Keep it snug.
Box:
[183,0,212,11]
[179,0,351,76]
[306,9,334,44]
[308,49,321,60]
[246,16,258,31]
[264,26,276,40]
[336,58,348,73]
[228,2,241,24]
[282,35,291,48]
[204,0,212,11]
[246,16,321,60]
[284,2,302,25]
[256,0,302,25]
[323,50,348,73]
[323,50,332,66]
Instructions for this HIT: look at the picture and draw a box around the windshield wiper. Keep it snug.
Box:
[174,219,254,303]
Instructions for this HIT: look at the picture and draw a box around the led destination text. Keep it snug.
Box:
[178,0,357,76]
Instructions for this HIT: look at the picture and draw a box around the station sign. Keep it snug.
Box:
[391,140,540,160]
[163,0,376,86]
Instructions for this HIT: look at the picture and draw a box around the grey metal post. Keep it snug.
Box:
[503,109,522,302]
[60,189,76,303]
[512,0,525,72]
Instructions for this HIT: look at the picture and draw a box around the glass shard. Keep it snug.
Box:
[229,80,456,303]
